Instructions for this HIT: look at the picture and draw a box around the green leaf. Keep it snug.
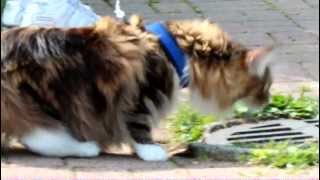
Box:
[246,142,319,169]
[234,91,319,120]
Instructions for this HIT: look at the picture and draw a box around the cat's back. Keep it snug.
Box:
[1,26,97,75]
[0,24,148,117]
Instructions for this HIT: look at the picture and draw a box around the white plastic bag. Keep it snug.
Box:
[67,3,100,27]
[2,0,30,26]
[2,0,100,27]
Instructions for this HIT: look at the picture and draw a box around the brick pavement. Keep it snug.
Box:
[2,150,319,179]
[83,0,319,96]
[1,0,319,179]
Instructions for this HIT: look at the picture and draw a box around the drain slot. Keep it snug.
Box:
[232,127,292,135]
[251,123,281,129]
[228,132,303,141]
[304,120,319,128]
[230,136,314,144]
[233,136,313,143]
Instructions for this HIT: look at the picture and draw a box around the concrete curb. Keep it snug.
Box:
[189,143,251,161]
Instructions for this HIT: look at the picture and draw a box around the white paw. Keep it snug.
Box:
[134,144,168,161]
[78,142,100,157]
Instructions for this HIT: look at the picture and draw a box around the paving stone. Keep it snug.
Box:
[232,32,275,47]
[131,169,190,179]
[277,44,319,54]
[301,61,320,81]
[269,30,319,45]
[219,20,300,34]
[82,0,113,16]
[119,3,156,15]
[1,167,75,180]
[171,156,242,168]
[275,53,318,64]
[206,9,288,22]
[186,166,319,178]
[153,2,196,14]
[272,61,314,82]
[65,154,177,171]
[172,157,319,178]
[75,170,133,179]
[144,13,202,23]
[298,20,319,34]
[271,82,319,97]
[287,8,319,21]
[270,0,311,10]
[304,0,319,7]
[190,0,269,10]
[5,151,65,168]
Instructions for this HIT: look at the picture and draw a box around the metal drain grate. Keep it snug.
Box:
[304,119,319,128]
[204,119,319,145]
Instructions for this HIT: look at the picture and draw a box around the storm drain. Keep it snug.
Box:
[304,119,319,128]
[204,119,319,145]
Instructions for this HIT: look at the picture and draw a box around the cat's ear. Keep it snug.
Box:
[246,47,274,77]
[129,14,144,28]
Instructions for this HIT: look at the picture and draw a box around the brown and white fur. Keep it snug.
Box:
[1,15,274,161]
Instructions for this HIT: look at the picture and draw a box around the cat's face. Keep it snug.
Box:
[189,43,273,115]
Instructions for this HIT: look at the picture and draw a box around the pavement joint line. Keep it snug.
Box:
[262,0,305,30]
[180,0,205,17]
[301,0,316,8]
[297,61,319,81]
[304,30,319,38]
[102,0,114,8]
[168,158,193,176]
[61,157,69,167]
[147,0,160,13]
[169,158,183,168]
[265,32,279,44]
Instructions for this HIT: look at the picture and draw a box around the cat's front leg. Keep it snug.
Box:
[126,120,168,161]
[133,143,168,162]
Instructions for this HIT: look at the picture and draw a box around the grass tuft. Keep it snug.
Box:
[243,142,319,169]
[234,90,319,120]
[167,104,215,143]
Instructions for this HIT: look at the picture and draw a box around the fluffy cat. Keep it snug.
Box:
[1,15,273,161]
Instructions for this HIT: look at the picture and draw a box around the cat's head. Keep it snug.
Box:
[167,20,274,116]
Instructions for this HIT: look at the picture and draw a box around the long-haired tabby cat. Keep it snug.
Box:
[1,15,273,161]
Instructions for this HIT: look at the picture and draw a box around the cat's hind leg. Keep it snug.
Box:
[21,128,100,157]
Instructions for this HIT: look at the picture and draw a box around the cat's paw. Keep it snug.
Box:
[78,142,100,157]
[134,144,168,161]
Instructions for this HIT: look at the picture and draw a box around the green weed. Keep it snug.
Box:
[234,90,319,120]
[167,104,215,143]
[244,142,319,169]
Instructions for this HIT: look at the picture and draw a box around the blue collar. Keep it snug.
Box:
[146,22,189,88]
